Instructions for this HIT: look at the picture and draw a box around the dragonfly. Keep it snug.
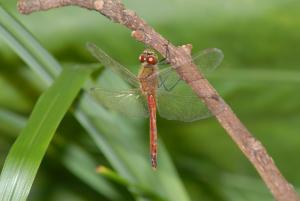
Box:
[87,43,224,170]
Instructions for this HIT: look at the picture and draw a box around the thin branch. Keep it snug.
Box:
[18,0,299,200]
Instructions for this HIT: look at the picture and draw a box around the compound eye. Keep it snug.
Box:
[139,54,146,63]
[146,56,157,65]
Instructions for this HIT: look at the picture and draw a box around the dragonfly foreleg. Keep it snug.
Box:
[159,75,182,92]
[163,40,171,63]
[158,42,171,64]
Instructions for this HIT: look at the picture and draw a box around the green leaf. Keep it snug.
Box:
[0,108,125,201]
[96,166,166,201]
[0,5,60,85]
[0,107,26,136]
[0,65,94,201]
[63,145,126,201]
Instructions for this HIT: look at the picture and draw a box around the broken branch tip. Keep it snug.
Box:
[131,30,144,41]
[94,0,104,11]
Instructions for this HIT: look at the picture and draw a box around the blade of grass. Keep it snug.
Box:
[96,166,166,201]
[0,5,60,85]
[0,65,95,201]
[62,144,126,201]
[0,108,126,201]
[0,108,26,135]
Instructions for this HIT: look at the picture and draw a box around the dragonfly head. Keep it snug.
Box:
[139,49,158,66]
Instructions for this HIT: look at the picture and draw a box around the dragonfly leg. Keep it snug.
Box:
[163,40,171,63]
[159,75,182,92]
[159,57,167,64]
[141,29,151,47]
[158,75,167,89]
[159,42,171,64]
[166,79,182,91]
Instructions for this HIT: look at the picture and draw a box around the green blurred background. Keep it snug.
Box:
[1,0,300,200]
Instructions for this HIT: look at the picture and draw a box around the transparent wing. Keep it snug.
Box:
[157,48,224,89]
[90,87,149,118]
[86,43,140,88]
[156,82,214,122]
[192,48,224,74]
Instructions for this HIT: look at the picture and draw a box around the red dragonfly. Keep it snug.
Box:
[87,43,223,170]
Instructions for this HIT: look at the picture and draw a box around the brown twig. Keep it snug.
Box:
[18,0,299,200]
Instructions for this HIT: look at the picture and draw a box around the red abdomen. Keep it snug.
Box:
[147,94,158,170]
